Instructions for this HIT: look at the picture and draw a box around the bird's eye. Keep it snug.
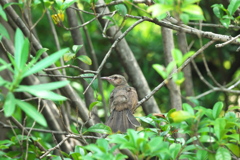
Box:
[113,76,117,79]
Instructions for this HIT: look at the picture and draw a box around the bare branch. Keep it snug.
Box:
[137,40,216,107]
[215,34,240,48]
[83,18,145,94]
[43,64,97,74]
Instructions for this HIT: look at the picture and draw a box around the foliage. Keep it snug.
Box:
[147,0,204,23]
[38,101,239,160]
[0,0,240,160]
[212,0,240,28]
[0,28,69,126]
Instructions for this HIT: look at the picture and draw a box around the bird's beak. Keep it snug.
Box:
[101,77,112,80]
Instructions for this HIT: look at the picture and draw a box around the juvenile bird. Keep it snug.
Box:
[101,74,140,133]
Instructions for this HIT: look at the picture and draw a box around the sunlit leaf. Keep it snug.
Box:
[14,28,25,70]
[17,81,69,91]
[214,118,226,140]
[226,143,240,157]
[72,44,83,53]
[86,123,112,134]
[170,110,193,122]
[63,52,76,62]
[77,55,92,65]
[152,64,167,79]
[147,4,173,18]
[182,5,203,16]
[215,147,231,160]
[89,101,102,111]
[212,101,223,119]
[227,0,240,15]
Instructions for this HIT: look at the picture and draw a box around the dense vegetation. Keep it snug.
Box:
[0,0,239,159]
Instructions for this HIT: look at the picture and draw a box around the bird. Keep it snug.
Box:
[101,74,140,133]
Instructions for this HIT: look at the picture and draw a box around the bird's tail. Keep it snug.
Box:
[106,109,140,133]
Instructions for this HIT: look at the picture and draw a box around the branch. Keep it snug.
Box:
[83,18,145,94]
[8,117,47,152]
[188,22,240,29]
[136,40,215,107]
[94,0,153,8]
[215,34,240,48]
[125,14,240,45]
[0,121,68,134]
[43,64,97,74]
[40,134,103,159]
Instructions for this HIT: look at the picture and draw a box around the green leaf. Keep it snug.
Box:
[212,101,223,119]
[169,143,181,159]
[182,51,195,64]
[199,135,216,143]
[3,92,16,117]
[89,101,102,111]
[17,81,69,91]
[72,44,83,53]
[182,4,203,16]
[226,143,240,157]
[220,18,231,28]
[227,0,240,15]
[19,38,30,69]
[28,48,49,68]
[64,52,76,62]
[115,4,127,16]
[0,6,7,21]
[215,147,231,160]
[172,72,185,85]
[0,24,10,39]
[14,28,25,70]
[196,149,208,160]
[62,0,77,10]
[109,134,128,144]
[0,58,13,73]
[212,4,224,18]
[182,103,194,115]
[152,64,167,79]
[81,74,98,90]
[147,4,173,18]
[172,49,183,67]
[16,86,67,101]
[77,55,92,65]
[166,61,176,75]
[180,13,189,24]
[16,99,47,127]
[170,110,193,122]
[86,123,112,134]
[23,48,69,77]
[214,118,226,140]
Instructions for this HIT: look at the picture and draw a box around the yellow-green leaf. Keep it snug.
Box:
[77,55,92,65]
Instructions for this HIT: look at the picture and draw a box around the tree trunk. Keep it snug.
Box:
[95,0,161,114]
[161,26,182,110]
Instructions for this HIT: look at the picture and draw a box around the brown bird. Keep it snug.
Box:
[101,74,140,133]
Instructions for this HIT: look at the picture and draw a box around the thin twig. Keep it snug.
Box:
[188,22,240,29]
[136,40,215,107]
[83,18,145,94]
[43,64,97,73]
[36,73,94,79]
[215,34,240,48]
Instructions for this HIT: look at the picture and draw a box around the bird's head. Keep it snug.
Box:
[101,74,127,86]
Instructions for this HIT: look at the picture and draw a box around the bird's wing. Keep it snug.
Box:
[126,87,138,112]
